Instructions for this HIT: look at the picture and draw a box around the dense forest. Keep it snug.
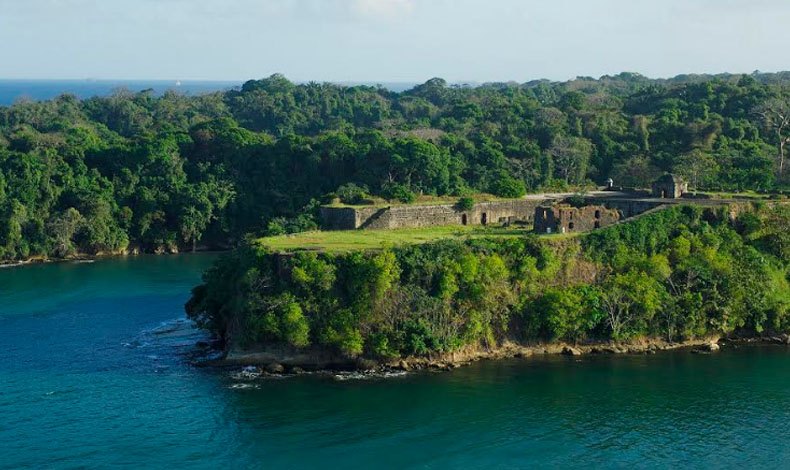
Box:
[186,204,790,359]
[2,72,790,260]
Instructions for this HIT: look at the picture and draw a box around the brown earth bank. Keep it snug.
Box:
[204,334,790,376]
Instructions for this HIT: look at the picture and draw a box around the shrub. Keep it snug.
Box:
[263,200,320,236]
[489,171,526,198]
[565,193,587,208]
[281,301,310,347]
[456,196,475,211]
[336,183,370,205]
[383,183,417,203]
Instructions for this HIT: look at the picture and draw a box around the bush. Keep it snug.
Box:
[456,196,475,211]
[541,178,570,192]
[383,183,417,203]
[265,217,288,236]
[281,301,310,347]
[336,183,370,205]
[735,212,761,236]
[489,171,526,198]
[565,192,587,208]
[263,200,320,236]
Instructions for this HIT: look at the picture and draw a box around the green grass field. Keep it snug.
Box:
[257,225,541,253]
[695,190,772,200]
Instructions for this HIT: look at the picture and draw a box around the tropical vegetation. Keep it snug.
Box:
[186,205,790,357]
[3,72,790,260]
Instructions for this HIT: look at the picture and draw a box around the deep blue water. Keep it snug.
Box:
[2,255,790,469]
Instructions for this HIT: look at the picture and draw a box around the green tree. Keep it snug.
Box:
[549,136,593,184]
[599,271,664,340]
[538,287,600,344]
[672,150,720,189]
[47,208,83,257]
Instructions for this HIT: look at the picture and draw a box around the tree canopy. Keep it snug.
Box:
[2,72,790,259]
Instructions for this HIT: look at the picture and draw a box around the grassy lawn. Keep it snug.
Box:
[257,225,540,253]
[694,190,772,200]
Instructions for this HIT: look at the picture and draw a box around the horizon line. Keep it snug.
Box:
[0,68,784,86]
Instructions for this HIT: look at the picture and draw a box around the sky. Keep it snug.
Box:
[0,0,786,83]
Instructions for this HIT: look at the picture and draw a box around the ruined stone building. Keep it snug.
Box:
[321,199,544,231]
[533,204,621,234]
[320,175,696,234]
[652,174,688,199]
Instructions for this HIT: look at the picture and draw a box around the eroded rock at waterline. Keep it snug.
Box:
[692,342,721,354]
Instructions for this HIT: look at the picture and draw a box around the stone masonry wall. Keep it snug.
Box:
[534,204,621,234]
[320,207,358,230]
[586,198,666,218]
[321,199,546,230]
[322,195,786,232]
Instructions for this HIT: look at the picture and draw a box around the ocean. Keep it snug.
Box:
[2,255,789,469]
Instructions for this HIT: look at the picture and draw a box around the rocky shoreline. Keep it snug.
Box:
[208,335,783,378]
[0,251,136,268]
[0,245,228,268]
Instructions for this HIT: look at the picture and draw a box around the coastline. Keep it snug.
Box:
[0,245,229,268]
[208,335,756,376]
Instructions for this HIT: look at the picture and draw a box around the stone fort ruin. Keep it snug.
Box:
[320,174,700,234]
[321,199,542,231]
[533,203,621,234]
[652,174,689,199]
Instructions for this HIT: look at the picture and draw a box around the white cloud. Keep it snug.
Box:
[351,0,416,20]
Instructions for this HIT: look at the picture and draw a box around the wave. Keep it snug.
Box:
[228,383,260,390]
[332,370,408,381]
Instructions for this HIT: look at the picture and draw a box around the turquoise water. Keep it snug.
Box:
[2,256,790,469]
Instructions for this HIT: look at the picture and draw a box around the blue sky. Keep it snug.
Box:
[0,0,786,82]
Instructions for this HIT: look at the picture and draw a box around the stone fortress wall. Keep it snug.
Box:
[320,194,677,232]
[320,174,790,235]
[321,199,546,231]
